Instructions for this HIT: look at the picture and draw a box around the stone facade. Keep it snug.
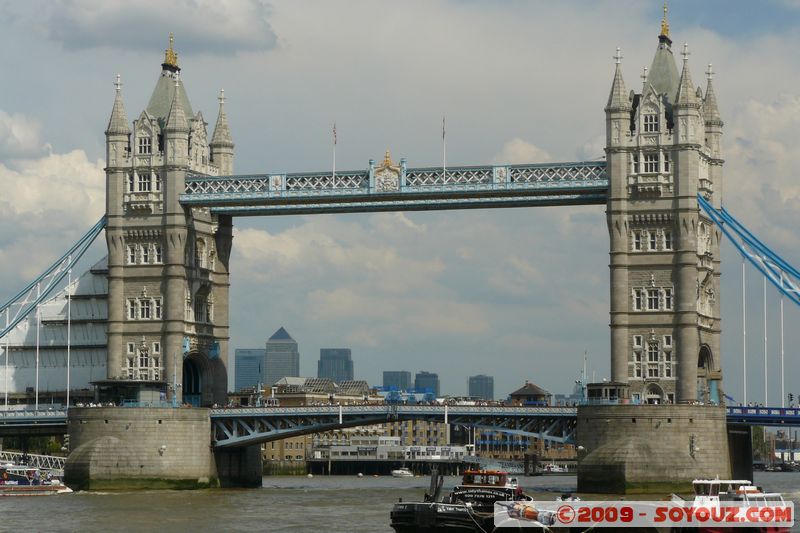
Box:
[606,23,723,404]
[577,404,731,493]
[104,37,233,405]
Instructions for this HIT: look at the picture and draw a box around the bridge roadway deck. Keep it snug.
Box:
[2,405,799,442]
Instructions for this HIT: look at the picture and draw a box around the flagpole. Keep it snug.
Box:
[442,116,446,180]
[332,122,337,186]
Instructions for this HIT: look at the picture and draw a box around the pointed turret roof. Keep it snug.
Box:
[269,327,295,342]
[675,44,698,107]
[703,64,722,125]
[165,77,189,133]
[106,75,131,135]
[645,36,680,109]
[146,34,193,127]
[211,89,234,148]
[606,49,630,111]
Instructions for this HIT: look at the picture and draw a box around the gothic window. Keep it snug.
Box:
[663,151,671,173]
[663,231,673,250]
[194,299,206,323]
[127,299,137,320]
[643,153,659,173]
[127,172,135,192]
[127,245,137,265]
[647,289,660,310]
[154,298,162,319]
[140,300,151,320]
[663,288,673,310]
[138,136,152,155]
[633,231,642,251]
[154,173,162,192]
[126,356,135,379]
[633,289,643,311]
[643,114,659,133]
[154,244,163,264]
[138,172,151,192]
[195,239,206,269]
[648,231,657,251]
[647,343,660,378]
[141,245,150,264]
[632,154,640,174]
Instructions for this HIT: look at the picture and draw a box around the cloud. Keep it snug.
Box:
[492,138,552,165]
[0,110,46,158]
[4,0,277,56]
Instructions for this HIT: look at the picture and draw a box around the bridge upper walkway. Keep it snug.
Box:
[180,161,608,216]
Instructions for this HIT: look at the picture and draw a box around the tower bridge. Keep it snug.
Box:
[1,12,799,492]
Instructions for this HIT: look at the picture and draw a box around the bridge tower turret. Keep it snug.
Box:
[102,35,231,406]
[604,12,724,405]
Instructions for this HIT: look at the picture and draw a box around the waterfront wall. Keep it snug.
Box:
[577,404,731,494]
[64,407,215,490]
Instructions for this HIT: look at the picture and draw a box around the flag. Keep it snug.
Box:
[333,122,337,145]
[442,116,446,140]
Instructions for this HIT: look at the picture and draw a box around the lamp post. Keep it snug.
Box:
[169,354,181,408]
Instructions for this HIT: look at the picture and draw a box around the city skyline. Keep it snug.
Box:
[0,1,799,402]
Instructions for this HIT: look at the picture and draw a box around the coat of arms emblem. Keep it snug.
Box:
[374,149,400,192]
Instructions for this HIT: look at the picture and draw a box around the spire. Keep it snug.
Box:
[660,1,670,41]
[675,43,698,106]
[606,48,630,111]
[382,148,394,167]
[165,76,189,133]
[210,89,234,148]
[703,63,722,125]
[106,74,131,135]
[162,32,180,73]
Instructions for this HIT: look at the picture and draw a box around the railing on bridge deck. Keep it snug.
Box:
[180,161,608,216]
[0,450,66,471]
[0,409,68,426]
[725,406,800,426]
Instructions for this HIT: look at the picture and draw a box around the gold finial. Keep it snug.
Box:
[382,148,394,167]
[660,1,670,38]
[164,32,179,68]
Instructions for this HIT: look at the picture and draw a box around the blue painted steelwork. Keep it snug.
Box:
[0,216,107,339]
[699,194,800,306]
[0,409,68,434]
[210,405,578,448]
[725,406,800,426]
[180,161,608,216]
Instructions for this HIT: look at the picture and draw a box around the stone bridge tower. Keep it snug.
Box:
[605,11,723,405]
[104,35,234,406]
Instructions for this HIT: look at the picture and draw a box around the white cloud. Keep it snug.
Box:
[0,110,46,158]
[492,138,552,165]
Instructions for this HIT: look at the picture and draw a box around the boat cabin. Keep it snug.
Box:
[461,470,510,487]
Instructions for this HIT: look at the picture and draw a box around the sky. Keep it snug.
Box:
[0,0,799,402]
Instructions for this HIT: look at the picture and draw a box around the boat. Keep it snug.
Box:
[391,468,414,478]
[540,463,568,474]
[0,465,73,496]
[390,469,532,532]
[671,479,791,533]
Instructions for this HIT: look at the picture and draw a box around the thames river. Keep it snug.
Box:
[1,472,799,532]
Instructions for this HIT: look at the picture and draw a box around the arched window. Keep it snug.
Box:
[195,239,206,269]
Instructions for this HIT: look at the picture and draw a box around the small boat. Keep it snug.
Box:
[540,463,568,474]
[390,469,532,532]
[391,468,414,478]
[0,465,73,496]
[671,479,791,533]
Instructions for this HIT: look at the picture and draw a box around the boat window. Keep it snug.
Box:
[695,483,710,496]
[710,483,720,496]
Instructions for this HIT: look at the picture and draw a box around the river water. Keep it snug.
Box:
[2,472,799,532]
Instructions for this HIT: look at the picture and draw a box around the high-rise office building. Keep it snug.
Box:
[468,374,494,400]
[414,371,440,397]
[264,327,300,386]
[383,370,412,391]
[234,348,266,392]
[317,348,354,383]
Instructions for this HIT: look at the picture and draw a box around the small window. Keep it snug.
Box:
[663,335,672,347]
[127,245,137,265]
[154,173,162,192]
[648,231,658,251]
[663,231,673,250]
[643,153,659,173]
[643,114,659,133]
[127,172,135,193]
[127,299,137,320]
[140,299,151,320]
[647,288,660,310]
[138,136,152,155]
[633,335,643,348]
[663,151,671,173]
[633,231,642,251]
[154,299,162,319]
[127,342,135,355]
[663,288,673,310]
[633,289,643,311]
[141,245,150,264]
[632,154,640,174]
[648,364,659,378]
[152,342,161,355]
[154,244,163,264]
[138,172,151,192]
